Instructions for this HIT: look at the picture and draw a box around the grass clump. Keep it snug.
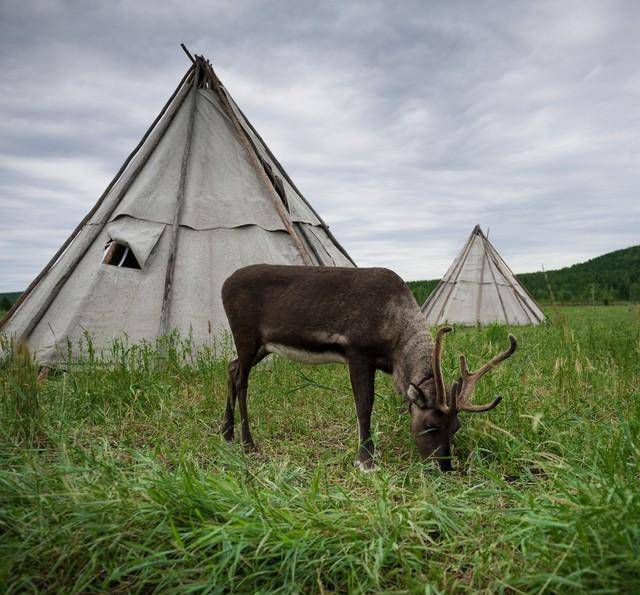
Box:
[1,305,639,592]
[0,338,47,447]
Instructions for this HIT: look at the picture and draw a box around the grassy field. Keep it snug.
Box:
[1,305,639,593]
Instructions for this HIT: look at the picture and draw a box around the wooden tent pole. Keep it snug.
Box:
[481,234,511,326]
[0,64,195,333]
[181,46,353,267]
[486,235,544,323]
[481,232,537,324]
[427,227,476,323]
[229,97,356,266]
[2,65,196,339]
[180,43,195,64]
[296,223,323,265]
[220,92,322,265]
[159,62,200,336]
[491,254,536,323]
[420,278,445,314]
[201,60,314,265]
[423,225,483,318]
[475,242,488,324]
[508,281,537,323]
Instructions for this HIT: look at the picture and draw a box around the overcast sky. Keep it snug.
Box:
[1,0,638,291]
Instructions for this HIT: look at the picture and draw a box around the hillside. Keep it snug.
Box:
[405,279,441,307]
[519,244,640,304]
[408,244,640,306]
[0,291,21,313]
[2,245,638,314]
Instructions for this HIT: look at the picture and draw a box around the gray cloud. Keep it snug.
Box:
[1,0,638,291]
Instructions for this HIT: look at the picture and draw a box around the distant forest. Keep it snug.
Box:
[0,291,21,313]
[1,245,638,314]
[407,244,640,306]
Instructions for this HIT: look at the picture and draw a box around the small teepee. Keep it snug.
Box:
[1,49,355,364]
[421,225,544,326]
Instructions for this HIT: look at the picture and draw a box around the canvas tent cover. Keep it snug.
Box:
[1,53,355,364]
[421,225,544,326]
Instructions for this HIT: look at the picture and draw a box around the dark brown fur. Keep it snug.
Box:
[221,264,513,470]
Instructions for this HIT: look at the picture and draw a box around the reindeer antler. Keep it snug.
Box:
[455,335,517,412]
[432,326,453,413]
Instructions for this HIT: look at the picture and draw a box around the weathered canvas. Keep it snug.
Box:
[421,225,544,326]
[1,55,355,364]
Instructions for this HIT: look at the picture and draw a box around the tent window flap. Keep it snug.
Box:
[103,216,166,268]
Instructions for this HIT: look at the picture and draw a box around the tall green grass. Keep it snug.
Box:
[1,305,639,592]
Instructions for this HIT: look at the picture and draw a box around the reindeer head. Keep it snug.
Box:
[406,326,517,471]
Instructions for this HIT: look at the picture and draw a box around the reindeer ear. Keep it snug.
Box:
[407,384,422,405]
[407,379,437,409]
[407,383,436,409]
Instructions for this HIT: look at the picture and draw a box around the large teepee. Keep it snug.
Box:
[1,50,355,364]
[421,225,544,326]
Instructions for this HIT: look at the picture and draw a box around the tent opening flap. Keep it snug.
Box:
[105,216,166,268]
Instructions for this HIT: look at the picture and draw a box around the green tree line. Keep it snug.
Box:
[407,244,640,306]
[1,245,638,315]
[0,292,20,314]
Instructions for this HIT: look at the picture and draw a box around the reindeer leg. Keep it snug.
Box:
[221,359,239,441]
[223,342,267,448]
[233,344,267,451]
[348,361,377,471]
[236,360,255,450]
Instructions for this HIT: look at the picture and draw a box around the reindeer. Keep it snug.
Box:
[221,264,517,471]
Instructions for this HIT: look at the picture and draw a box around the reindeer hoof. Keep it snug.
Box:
[354,460,378,473]
[242,441,258,453]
